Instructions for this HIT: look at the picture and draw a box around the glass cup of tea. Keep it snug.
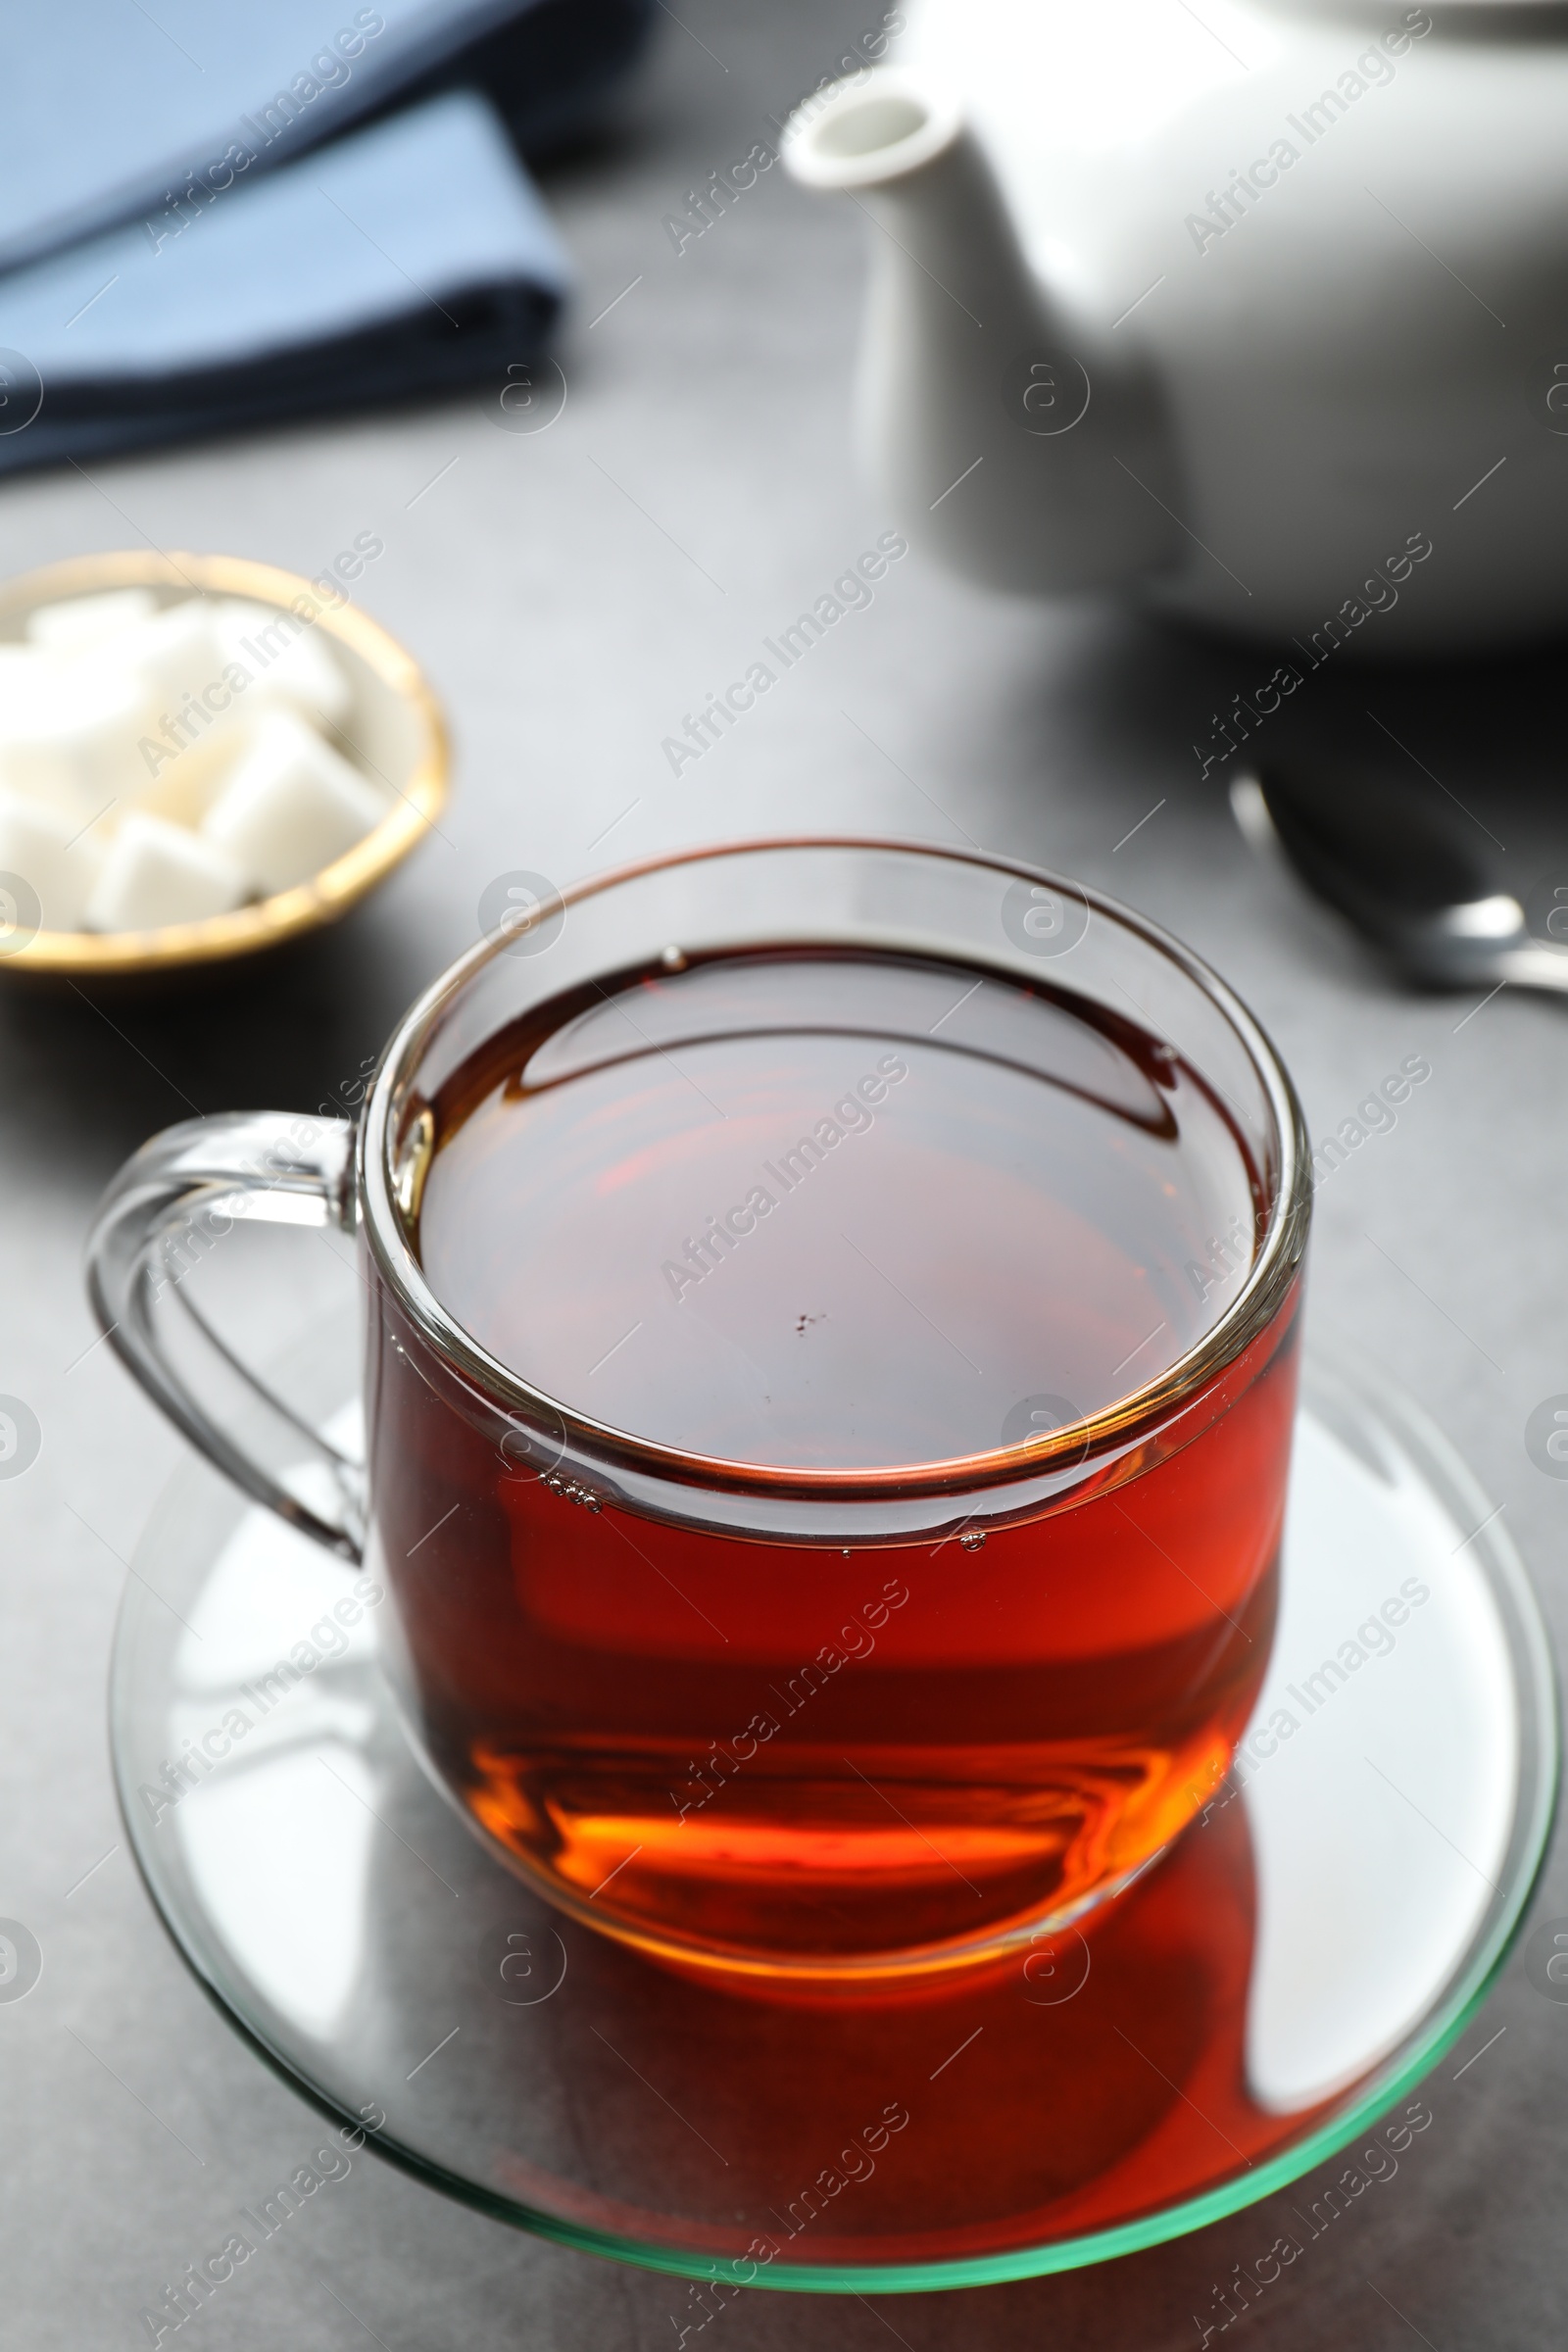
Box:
[87,839,1310,1987]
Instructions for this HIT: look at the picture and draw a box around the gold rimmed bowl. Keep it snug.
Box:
[0,550,448,976]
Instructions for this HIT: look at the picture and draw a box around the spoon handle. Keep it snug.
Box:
[1495,945,1568,995]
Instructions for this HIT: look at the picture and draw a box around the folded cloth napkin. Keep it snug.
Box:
[0,89,573,476]
[0,0,639,273]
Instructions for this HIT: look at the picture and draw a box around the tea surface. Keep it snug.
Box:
[416,950,1262,1466]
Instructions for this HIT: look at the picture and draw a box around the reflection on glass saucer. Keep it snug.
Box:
[110,1357,1555,2292]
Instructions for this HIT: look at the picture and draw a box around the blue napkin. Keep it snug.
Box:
[0,0,652,475]
[0,89,573,475]
[0,0,627,271]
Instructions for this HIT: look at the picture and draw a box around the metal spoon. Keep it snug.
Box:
[1230,767,1568,995]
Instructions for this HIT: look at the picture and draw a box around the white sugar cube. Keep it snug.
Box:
[201,710,384,894]
[0,643,46,688]
[214,600,351,728]
[0,648,51,735]
[0,787,104,932]
[1,588,380,926]
[25,589,157,651]
[0,659,152,822]
[85,811,248,932]
[128,712,257,833]
[105,598,229,725]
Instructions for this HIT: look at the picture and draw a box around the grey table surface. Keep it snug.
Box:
[4,3,1568,2343]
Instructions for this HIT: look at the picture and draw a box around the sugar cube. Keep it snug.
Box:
[104,599,230,725]
[0,644,46,688]
[0,659,152,824]
[213,600,351,728]
[5,584,385,932]
[85,811,248,931]
[0,787,104,932]
[128,712,257,833]
[201,710,385,894]
[25,589,158,651]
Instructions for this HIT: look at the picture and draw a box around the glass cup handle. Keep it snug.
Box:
[84,1111,366,1561]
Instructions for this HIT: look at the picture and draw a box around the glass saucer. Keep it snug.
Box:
[109,1354,1557,2294]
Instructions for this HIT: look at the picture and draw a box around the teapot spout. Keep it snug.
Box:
[784,74,1177,597]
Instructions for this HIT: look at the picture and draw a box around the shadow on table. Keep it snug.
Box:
[1018,611,1568,929]
[0,901,432,1173]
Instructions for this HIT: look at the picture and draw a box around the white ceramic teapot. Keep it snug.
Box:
[784,1,1568,656]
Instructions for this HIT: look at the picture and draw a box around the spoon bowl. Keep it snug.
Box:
[1231,769,1568,997]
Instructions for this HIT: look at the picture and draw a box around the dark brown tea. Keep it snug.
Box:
[369,947,1298,1979]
